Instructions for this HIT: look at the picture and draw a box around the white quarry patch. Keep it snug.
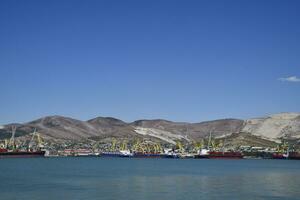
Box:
[215,133,233,139]
[0,125,4,129]
[134,127,187,144]
[242,113,300,139]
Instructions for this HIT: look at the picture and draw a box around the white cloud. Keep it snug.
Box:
[278,76,300,82]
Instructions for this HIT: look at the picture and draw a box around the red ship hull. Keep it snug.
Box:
[272,153,287,159]
[288,152,300,160]
[195,151,243,159]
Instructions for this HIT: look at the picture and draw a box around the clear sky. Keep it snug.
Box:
[0,0,299,124]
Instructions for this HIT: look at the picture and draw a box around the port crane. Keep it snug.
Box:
[28,128,45,150]
[111,138,117,151]
[132,139,162,153]
[276,140,289,153]
[175,141,185,153]
[193,139,204,153]
[8,126,17,150]
[120,140,128,151]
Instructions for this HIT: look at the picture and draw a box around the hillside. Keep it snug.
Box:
[131,119,244,144]
[0,113,299,145]
[242,113,300,140]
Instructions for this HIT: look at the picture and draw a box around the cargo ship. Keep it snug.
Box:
[61,149,99,157]
[194,149,243,159]
[132,152,181,158]
[272,151,300,160]
[162,149,180,158]
[0,127,46,158]
[0,148,45,158]
[162,152,180,159]
[272,141,290,159]
[132,152,164,158]
[272,141,300,160]
[194,132,243,159]
[101,150,133,157]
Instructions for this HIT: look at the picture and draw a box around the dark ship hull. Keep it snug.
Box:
[133,152,164,158]
[0,150,46,158]
[161,154,180,159]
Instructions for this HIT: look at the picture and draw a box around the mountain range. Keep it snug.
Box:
[1,113,300,145]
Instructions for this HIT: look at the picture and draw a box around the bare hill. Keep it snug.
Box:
[0,113,299,145]
[131,119,244,143]
[242,113,300,140]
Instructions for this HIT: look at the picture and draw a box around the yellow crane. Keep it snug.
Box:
[207,130,222,151]
[131,138,164,153]
[110,138,117,151]
[277,141,289,153]
[144,143,151,153]
[120,140,128,151]
[29,128,45,150]
[176,141,185,153]
[193,141,203,152]
[132,138,141,152]
[154,143,163,153]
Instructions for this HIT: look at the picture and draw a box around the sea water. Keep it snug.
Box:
[0,157,299,200]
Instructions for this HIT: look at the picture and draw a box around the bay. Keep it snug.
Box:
[0,158,299,200]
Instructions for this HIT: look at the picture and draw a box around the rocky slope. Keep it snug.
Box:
[0,113,299,144]
[131,119,244,143]
[242,113,300,140]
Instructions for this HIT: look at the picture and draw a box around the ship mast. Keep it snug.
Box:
[28,128,44,151]
[222,127,232,153]
[9,126,16,150]
[208,130,212,150]
[29,128,37,150]
[222,137,227,154]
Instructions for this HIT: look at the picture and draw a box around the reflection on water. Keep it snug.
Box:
[0,158,300,200]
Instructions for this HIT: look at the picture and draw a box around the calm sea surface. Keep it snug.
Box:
[0,157,300,200]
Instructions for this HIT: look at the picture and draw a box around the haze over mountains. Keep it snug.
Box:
[1,113,300,145]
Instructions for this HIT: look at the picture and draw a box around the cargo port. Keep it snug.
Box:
[1,127,300,160]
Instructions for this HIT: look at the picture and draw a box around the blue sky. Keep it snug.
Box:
[0,0,299,124]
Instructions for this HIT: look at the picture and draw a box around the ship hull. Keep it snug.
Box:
[287,152,300,160]
[133,153,164,158]
[0,151,45,158]
[195,152,243,159]
[100,152,132,158]
[272,153,288,159]
[161,154,180,159]
[242,152,273,159]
